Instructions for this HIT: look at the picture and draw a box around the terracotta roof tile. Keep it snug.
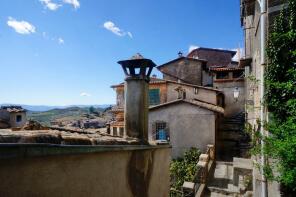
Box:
[210,67,244,72]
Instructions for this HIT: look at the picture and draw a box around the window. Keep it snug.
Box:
[194,88,199,94]
[216,72,229,79]
[113,127,118,136]
[16,115,22,122]
[233,71,244,79]
[149,89,160,105]
[119,127,124,137]
[154,122,169,141]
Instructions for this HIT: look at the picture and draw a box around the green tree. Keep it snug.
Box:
[89,106,95,114]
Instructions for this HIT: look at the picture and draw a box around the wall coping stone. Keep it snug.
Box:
[0,143,171,160]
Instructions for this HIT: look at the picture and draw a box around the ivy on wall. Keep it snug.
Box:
[264,0,296,192]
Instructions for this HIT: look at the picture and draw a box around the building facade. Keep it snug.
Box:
[110,47,247,158]
[149,99,223,158]
[240,0,286,196]
[0,106,27,129]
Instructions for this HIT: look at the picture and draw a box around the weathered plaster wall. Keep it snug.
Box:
[214,81,245,117]
[116,87,125,108]
[149,102,216,158]
[148,83,167,104]
[9,112,27,128]
[114,83,167,108]
[0,110,10,121]
[0,146,170,197]
[166,83,218,105]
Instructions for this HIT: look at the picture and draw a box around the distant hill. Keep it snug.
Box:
[27,106,108,126]
[0,104,113,112]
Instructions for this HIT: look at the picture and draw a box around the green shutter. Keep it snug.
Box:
[149,89,160,105]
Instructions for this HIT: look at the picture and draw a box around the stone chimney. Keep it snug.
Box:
[118,53,156,143]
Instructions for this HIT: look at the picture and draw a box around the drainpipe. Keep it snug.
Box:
[259,0,267,196]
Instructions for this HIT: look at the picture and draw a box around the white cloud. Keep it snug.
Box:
[127,32,133,38]
[58,37,64,44]
[103,21,132,38]
[80,92,91,97]
[232,48,244,61]
[40,0,62,11]
[63,0,80,9]
[103,21,125,36]
[188,45,199,53]
[7,17,36,35]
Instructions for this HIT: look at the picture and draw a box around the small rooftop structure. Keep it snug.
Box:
[118,53,157,81]
[0,106,27,129]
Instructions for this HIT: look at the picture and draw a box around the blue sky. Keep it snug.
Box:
[0,0,243,106]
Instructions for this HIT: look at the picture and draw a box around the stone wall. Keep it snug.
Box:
[0,145,170,197]
[159,59,203,85]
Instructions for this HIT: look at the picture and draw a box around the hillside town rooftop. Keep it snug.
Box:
[0,106,26,113]
[0,128,141,145]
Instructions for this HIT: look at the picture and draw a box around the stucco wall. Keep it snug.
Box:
[116,87,125,108]
[214,81,245,117]
[9,112,27,128]
[149,102,216,158]
[114,83,167,108]
[0,145,170,197]
[166,83,218,105]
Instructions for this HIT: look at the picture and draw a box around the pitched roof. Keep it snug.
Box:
[0,106,26,113]
[111,78,221,92]
[210,67,245,72]
[157,57,207,69]
[149,99,224,114]
[187,47,237,58]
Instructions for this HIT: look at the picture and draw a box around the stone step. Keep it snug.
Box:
[207,186,240,196]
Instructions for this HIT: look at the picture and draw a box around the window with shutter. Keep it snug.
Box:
[149,89,160,105]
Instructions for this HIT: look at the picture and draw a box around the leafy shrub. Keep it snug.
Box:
[170,148,201,190]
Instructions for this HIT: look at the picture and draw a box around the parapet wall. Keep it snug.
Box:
[0,144,171,197]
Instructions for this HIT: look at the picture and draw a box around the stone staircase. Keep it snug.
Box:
[204,161,253,197]
[203,112,253,196]
[216,112,251,161]
[204,161,239,196]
